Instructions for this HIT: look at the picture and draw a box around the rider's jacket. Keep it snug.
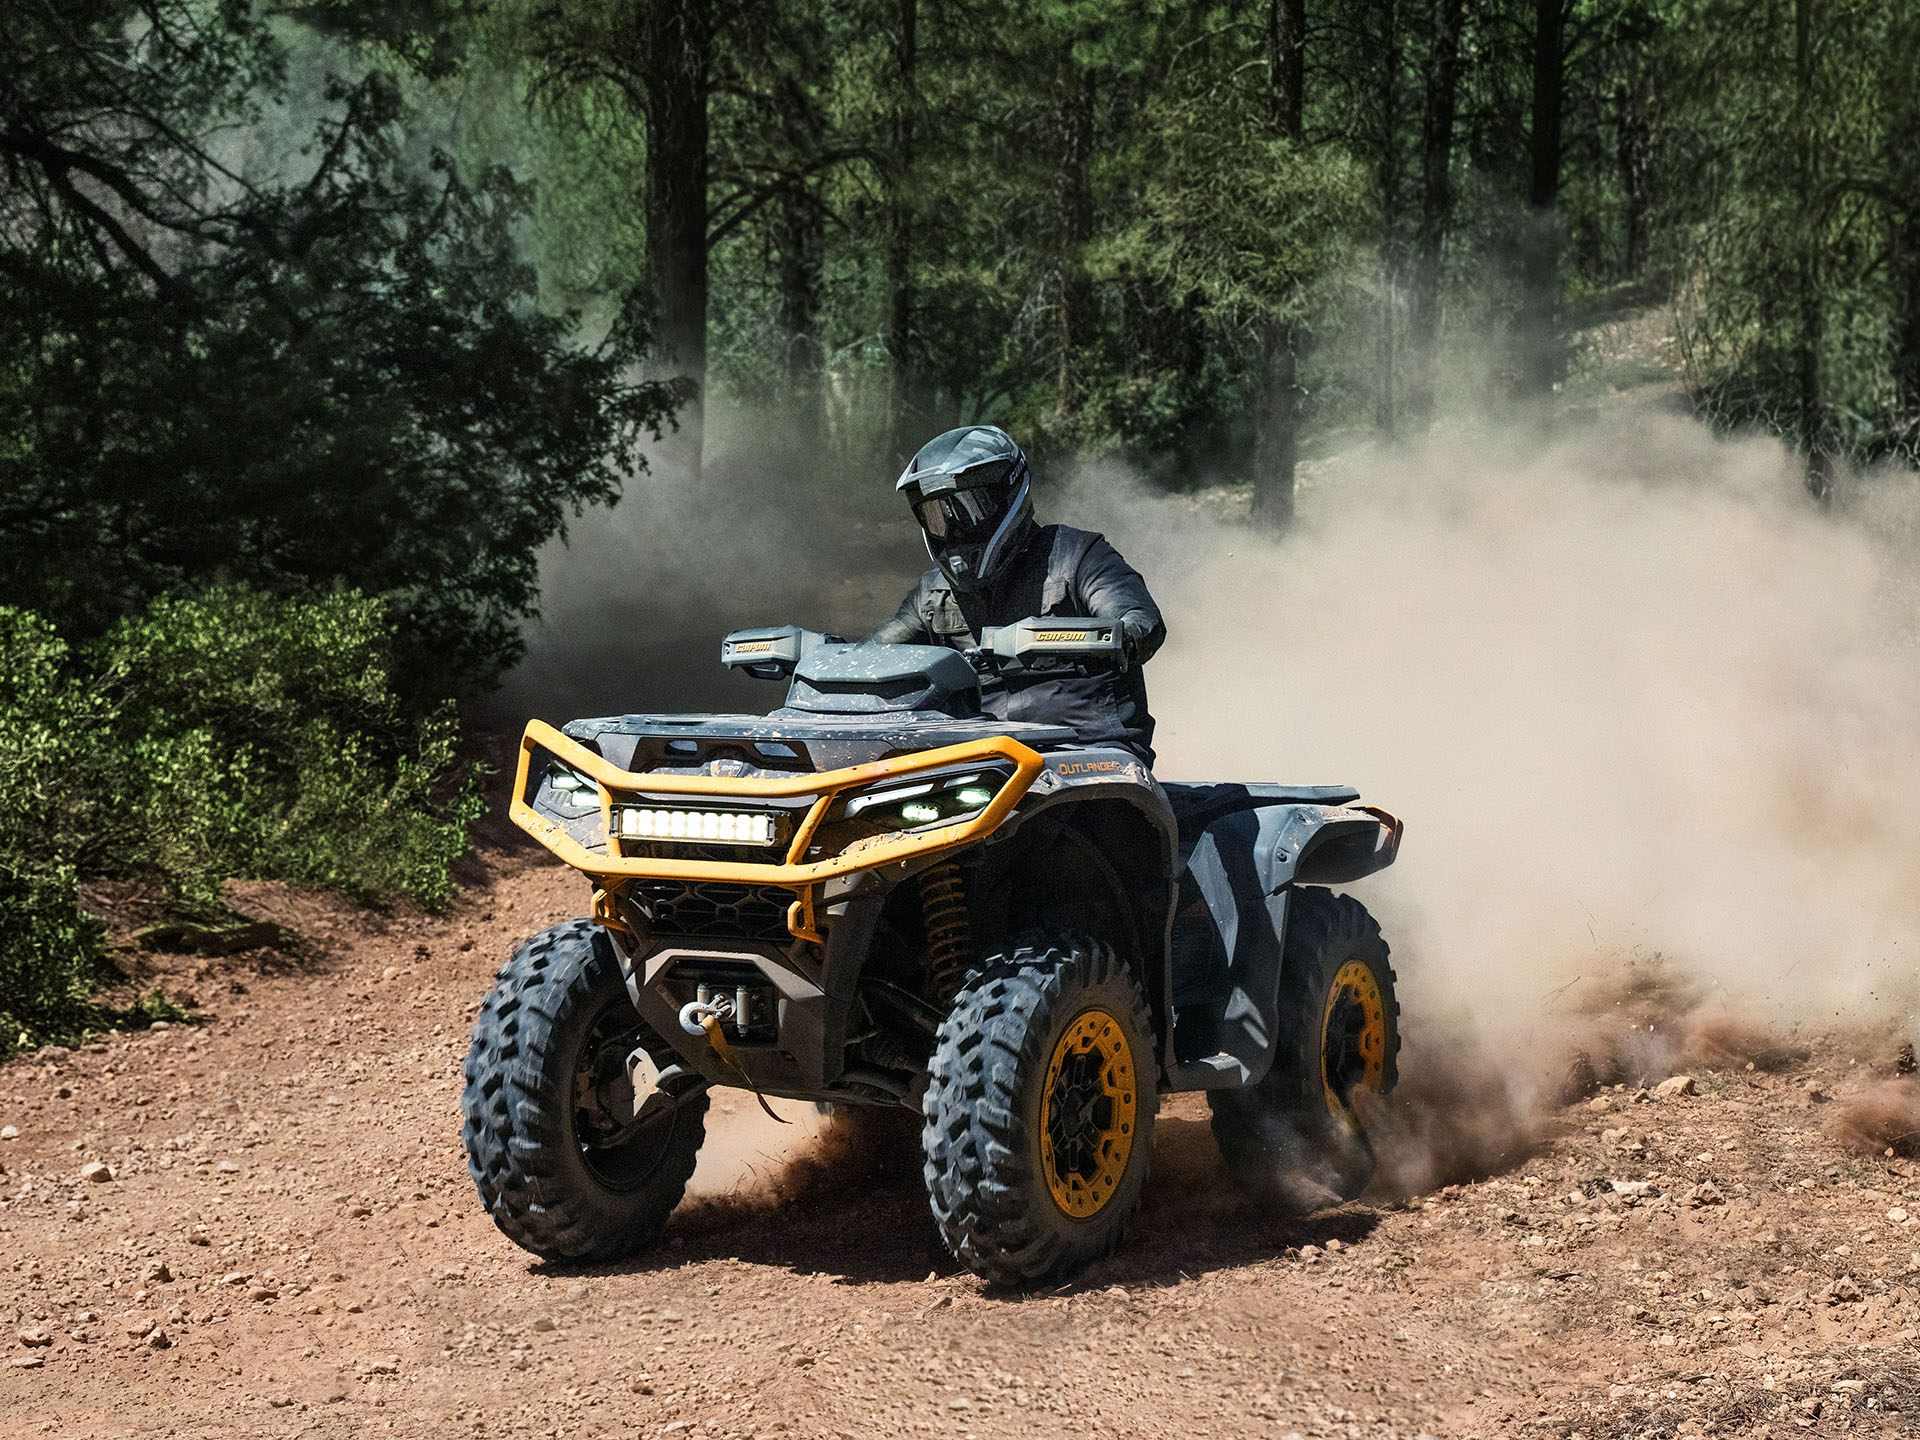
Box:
[869,524,1166,763]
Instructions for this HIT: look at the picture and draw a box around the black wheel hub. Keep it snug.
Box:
[1044,1050,1113,1185]
[1323,995,1369,1105]
[572,1002,683,1192]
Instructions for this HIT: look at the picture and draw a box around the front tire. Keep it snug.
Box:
[1208,887,1399,1214]
[462,919,708,1262]
[922,933,1157,1287]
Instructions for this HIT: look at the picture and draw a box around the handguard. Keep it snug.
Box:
[720,625,832,680]
[976,616,1126,670]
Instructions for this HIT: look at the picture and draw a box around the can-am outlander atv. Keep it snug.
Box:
[463,620,1402,1285]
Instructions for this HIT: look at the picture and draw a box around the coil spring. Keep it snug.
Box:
[918,860,972,1004]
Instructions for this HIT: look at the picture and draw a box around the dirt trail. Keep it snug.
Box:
[3,851,1919,1439]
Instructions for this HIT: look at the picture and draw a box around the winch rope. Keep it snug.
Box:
[685,1002,790,1125]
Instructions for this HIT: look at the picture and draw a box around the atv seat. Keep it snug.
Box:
[1162,781,1361,847]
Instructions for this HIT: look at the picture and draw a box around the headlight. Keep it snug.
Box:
[840,770,1007,833]
[618,807,779,847]
[545,765,600,812]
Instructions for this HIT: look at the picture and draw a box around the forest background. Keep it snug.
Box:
[4,0,1916,1047]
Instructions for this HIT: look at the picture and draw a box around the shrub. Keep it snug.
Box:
[0,862,106,1055]
[0,611,109,1050]
[0,588,481,1053]
[95,588,483,912]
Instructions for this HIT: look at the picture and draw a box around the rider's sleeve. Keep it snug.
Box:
[868,581,934,645]
[1077,538,1166,666]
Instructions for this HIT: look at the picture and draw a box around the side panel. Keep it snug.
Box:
[1164,803,1399,1090]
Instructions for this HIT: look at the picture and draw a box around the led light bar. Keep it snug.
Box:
[618,808,779,847]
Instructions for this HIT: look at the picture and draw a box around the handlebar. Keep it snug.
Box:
[721,617,1124,681]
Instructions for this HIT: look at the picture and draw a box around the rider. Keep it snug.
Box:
[870,425,1166,764]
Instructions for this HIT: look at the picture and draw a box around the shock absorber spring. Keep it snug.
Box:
[918,860,973,1004]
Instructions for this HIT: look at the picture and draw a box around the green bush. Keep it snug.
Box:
[0,588,482,1053]
[0,611,110,1050]
[95,588,483,912]
[0,862,106,1055]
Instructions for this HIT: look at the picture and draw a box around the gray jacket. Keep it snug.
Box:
[870,524,1166,762]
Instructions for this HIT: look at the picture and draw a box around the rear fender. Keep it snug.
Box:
[1278,805,1403,887]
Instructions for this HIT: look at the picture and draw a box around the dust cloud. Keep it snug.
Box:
[489,408,920,725]
[684,1100,835,1200]
[1062,408,1920,1188]
[1834,1077,1920,1158]
[1064,410,1920,1038]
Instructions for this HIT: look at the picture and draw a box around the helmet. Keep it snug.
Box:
[896,425,1034,591]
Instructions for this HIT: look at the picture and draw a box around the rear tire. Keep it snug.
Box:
[462,919,708,1262]
[922,932,1156,1287]
[1208,888,1399,1214]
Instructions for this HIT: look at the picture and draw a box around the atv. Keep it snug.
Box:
[462,619,1403,1285]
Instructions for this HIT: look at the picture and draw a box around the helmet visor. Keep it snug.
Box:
[912,486,1006,543]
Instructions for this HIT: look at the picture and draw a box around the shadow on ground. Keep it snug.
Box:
[570,1109,1387,1292]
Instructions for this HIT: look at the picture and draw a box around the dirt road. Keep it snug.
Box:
[3,850,1918,1439]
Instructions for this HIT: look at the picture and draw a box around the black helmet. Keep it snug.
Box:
[896,425,1034,591]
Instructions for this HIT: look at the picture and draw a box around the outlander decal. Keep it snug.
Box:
[1056,759,1125,776]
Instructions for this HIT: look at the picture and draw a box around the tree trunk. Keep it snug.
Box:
[1892,15,1920,444]
[1253,323,1300,527]
[1252,0,1306,527]
[1054,59,1097,419]
[1793,0,1824,493]
[885,0,918,464]
[1615,75,1653,280]
[641,0,711,473]
[774,184,825,446]
[1265,0,1304,134]
[1375,0,1401,438]
[1515,0,1565,403]
[1053,86,1096,419]
[1895,209,1920,441]
[1406,0,1464,431]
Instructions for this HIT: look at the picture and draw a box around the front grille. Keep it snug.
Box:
[626,841,780,863]
[633,881,791,940]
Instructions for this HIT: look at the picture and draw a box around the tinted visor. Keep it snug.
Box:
[913,486,1007,543]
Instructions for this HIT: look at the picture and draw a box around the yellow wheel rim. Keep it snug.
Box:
[1321,959,1388,1117]
[1038,1007,1138,1219]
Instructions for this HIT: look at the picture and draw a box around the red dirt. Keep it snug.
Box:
[4,850,1919,1438]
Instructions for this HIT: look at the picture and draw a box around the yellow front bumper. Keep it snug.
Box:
[509,720,1046,942]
